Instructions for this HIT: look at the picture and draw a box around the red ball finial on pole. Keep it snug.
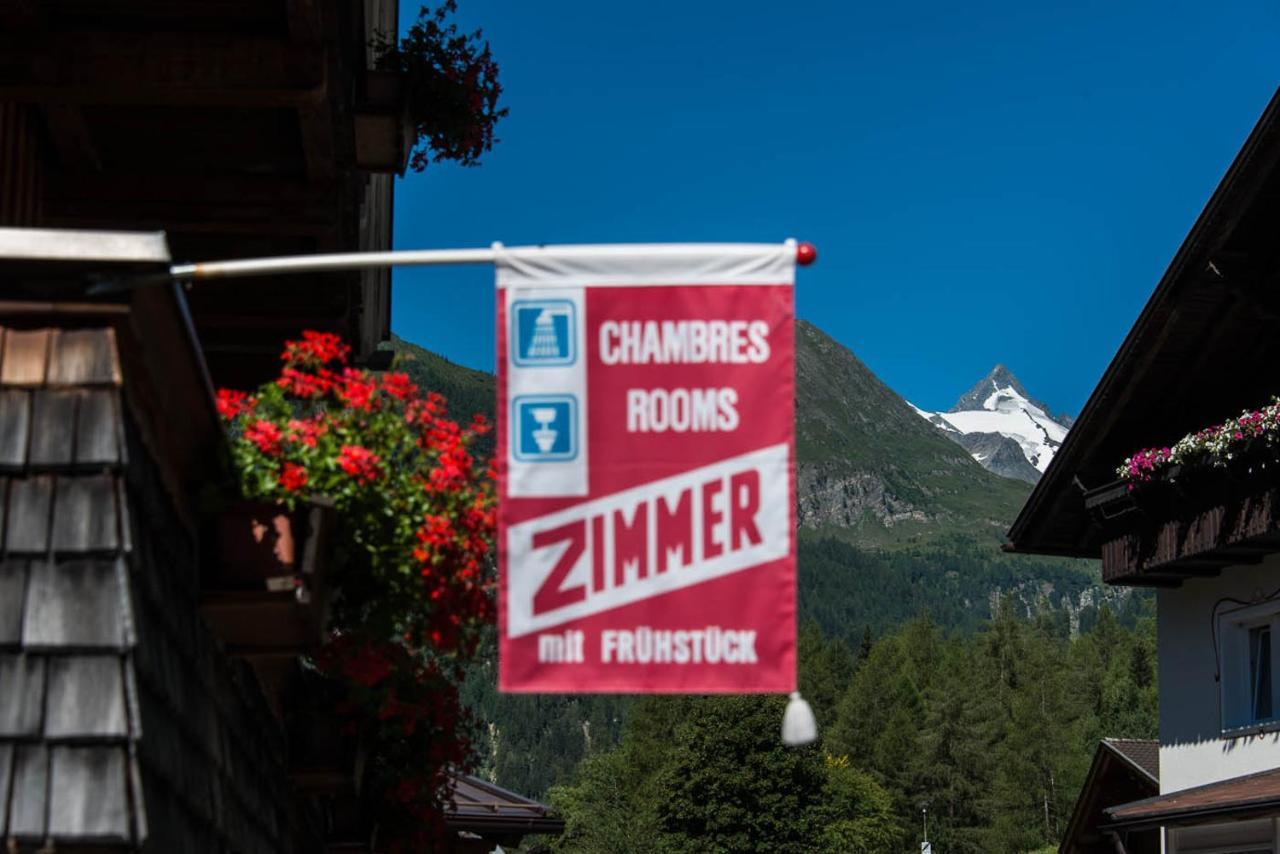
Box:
[795,241,818,266]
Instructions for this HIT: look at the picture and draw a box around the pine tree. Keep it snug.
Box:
[987,608,1085,850]
[653,696,829,854]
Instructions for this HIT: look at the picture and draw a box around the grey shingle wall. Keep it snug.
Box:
[0,327,143,850]
[0,325,316,853]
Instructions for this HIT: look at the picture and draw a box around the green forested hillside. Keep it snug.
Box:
[799,536,1140,643]
[383,333,493,417]
[548,606,1157,854]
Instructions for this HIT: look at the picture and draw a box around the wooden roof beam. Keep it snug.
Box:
[284,0,338,184]
[41,172,344,238]
[0,32,326,107]
[42,201,343,239]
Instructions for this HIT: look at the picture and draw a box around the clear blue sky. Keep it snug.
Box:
[390,1,1277,416]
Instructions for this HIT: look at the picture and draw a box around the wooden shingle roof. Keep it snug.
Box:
[1104,738,1159,784]
[0,325,143,847]
[447,773,566,837]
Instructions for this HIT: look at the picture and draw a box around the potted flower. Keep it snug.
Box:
[215,330,495,849]
[1118,399,1280,487]
[364,0,508,174]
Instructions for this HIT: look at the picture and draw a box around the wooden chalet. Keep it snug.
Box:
[0,3,562,853]
[446,773,566,852]
[1061,739,1160,854]
[1010,86,1280,853]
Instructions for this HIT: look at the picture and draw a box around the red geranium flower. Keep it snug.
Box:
[278,462,309,492]
[225,328,497,849]
[278,366,335,398]
[286,417,329,448]
[215,388,254,420]
[381,371,418,401]
[417,514,455,551]
[244,419,283,455]
[284,330,350,366]
[342,641,393,687]
[338,368,379,412]
[338,444,382,484]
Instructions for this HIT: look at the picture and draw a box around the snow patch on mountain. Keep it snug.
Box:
[912,366,1071,483]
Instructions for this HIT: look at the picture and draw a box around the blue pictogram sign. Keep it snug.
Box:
[513,395,579,462]
[511,300,576,366]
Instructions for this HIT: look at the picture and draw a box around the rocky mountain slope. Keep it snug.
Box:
[794,322,1032,546]
[911,364,1072,484]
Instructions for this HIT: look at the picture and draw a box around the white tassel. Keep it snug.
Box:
[781,691,817,746]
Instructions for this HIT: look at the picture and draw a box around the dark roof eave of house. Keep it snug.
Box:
[1061,741,1119,854]
[1103,797,1280,833]
[1007,86,1280,559]
[444,771,565,839]
[444,815,567,835]
[1103,765,1280,832]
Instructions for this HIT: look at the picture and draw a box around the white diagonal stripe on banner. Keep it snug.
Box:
[506,443,790,638]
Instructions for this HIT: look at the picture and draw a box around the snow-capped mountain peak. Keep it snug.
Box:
[912,366,1071,483]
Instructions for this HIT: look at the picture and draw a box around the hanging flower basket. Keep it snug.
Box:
[354,70,415,174]
[215,330,495,849]
[370,1,507,173]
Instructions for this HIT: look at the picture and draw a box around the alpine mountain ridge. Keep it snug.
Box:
[911,364,1072,484]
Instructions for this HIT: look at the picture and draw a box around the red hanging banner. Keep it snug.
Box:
[496,244,796,693]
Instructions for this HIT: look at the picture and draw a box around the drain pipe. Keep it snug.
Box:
[1107,830,1131,854]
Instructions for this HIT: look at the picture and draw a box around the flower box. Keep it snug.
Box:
[354,70,413,174]
[216,331,495,846]
[200,497,334,656]
[210,500,298,588]
[1117,397,1280,490]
